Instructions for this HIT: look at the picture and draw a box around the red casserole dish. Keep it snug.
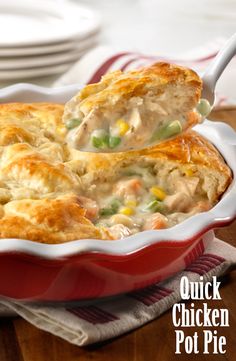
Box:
[0,84,235,302]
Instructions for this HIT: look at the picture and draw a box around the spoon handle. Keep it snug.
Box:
[203,33,236,91]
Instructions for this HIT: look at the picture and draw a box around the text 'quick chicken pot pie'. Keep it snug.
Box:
[0,64,231,243]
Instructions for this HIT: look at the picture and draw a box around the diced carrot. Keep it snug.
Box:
[130,179,142,192]
[143,213,168,231]
[114,178,143,198]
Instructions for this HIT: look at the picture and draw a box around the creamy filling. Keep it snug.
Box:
[78,163,213,239]
[65,99,212,153]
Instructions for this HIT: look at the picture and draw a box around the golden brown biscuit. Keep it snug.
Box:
[0,195,106,243]
[0,143,81,195]
[76,62,201,111]
[69,129,232,203]
[0,102,65,146]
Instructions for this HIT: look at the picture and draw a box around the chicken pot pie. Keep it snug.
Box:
[0,102,231,243]
[63,62,211,153]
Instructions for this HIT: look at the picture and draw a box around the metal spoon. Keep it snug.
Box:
[202,33,236,106]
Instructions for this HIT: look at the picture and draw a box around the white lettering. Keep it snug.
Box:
[212,277,221,300]
[179,276,222,301]
[172,302,229,327]
[180,276,190,300]
[203,330,226,354]
[185,333,199,354]
[194,308,203,327]
[203,330,212,354]
[175,331,199,354]
[172,304,181,327]
[203,303,213,326]
[211,309,220,327]
[173,276,228,355]
[221,309,229,327]
[175,330,185,354]
[218,336,227,354]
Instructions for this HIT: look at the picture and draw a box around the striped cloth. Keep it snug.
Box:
[54,42,236,106]
[0,236,236,346]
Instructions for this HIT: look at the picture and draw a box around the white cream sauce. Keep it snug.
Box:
[80,164,212,239]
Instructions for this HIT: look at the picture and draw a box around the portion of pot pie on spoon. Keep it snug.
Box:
[63,62,211,152]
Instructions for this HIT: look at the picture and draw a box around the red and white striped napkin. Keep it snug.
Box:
[0,236,236,346]
[54,41,236,106]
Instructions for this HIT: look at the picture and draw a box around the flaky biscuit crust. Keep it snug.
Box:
[78,62,202,110]
[0,102,231,243]
[63,62,203,142]
[0,103,105,243]
[72,130,231,178]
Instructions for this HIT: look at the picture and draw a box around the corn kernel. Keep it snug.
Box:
[150,186,166,201]
[116,119,130,136]
[184,168,194,177]
[124,199,137,207]
[119,207,135,216]
[57,125,66,136]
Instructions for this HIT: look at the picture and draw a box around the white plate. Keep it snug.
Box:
[0,44,97,70]
[0,34,99,57]
[0,63,74,80]
[0,0,100,47]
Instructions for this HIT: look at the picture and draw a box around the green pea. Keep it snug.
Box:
[109,199,121,213]
[66,118,82,130]
[151,120,182,142]
[196,99,212,117]
[99,199,121,216]
[92,136,104,148]
[109,136,121,149]
[103,135,110,147]
[99,207,116,216]
[91,129,110,149]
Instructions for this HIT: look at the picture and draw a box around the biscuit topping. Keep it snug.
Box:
[63,62,204,152]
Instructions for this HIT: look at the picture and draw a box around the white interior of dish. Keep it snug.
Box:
[0,83,235,258]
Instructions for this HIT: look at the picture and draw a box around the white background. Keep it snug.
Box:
[76,0,236,55]
[0,0,235,90]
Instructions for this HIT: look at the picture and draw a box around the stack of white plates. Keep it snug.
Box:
[0,0,101,81]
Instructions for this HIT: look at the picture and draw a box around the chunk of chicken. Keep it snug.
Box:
[191,200,211,214]
[110,214,136,228]
[67,109,104,150]
[175,177,199,197]
[107,224,132,239]
[114,178,143,198]
[164,192,193,213]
